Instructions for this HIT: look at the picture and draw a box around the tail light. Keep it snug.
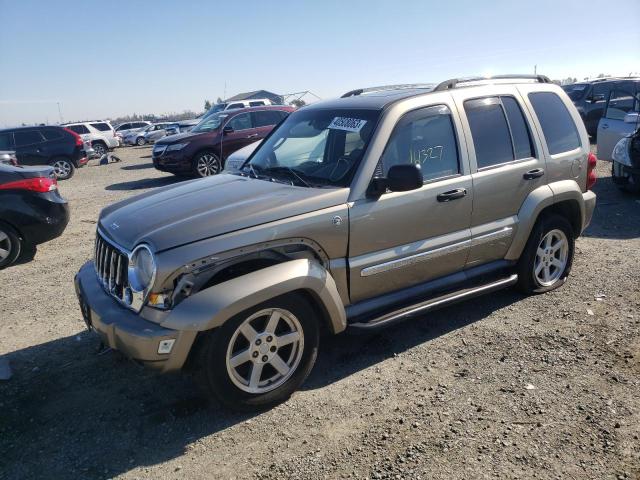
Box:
[0,177,58,192]
[587,152,597,190]
[64,127,84,147]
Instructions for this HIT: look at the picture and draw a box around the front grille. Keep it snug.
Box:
[94,230,129,301]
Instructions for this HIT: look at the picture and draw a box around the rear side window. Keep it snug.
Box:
[464,97,513,168]
[42,128,63,140]
[249,101,266,107]
[227,112,253,130]
[0,132,12,149]
[14,130,45,146]
[529,92,581,155]
[134,122,148,128]
[253,110,286,127]
[381,104,460,182]
[90,123,112,131]
[117,123,131,131]
[605,89,639,120]
[67,124,90,134]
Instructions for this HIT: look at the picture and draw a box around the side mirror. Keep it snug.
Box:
[623,112,639,124]
[368,164,423,197]
[589,94,605,103]
[223,126,234,135]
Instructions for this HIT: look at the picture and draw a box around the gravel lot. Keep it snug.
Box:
[1,146,639,480]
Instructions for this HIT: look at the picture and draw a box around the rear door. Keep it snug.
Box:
[220,112,259,159]
[348,102,473,302]
[452,87,547,267]
[597,83,640,160]
[13,130,47,166]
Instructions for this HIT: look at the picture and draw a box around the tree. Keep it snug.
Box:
[204,99,212,111]
[216,97,223,104]
[290,99,306,108]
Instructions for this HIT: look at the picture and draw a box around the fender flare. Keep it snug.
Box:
[160,259,347,334]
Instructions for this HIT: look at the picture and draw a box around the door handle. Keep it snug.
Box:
[523,168,544,180]
[601,124,609,130]
[437,188,467,202]
[246,134,259,139]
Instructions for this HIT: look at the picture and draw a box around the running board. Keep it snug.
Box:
[349,274,518,330]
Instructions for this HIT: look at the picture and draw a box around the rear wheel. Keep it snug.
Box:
[198,293,319,411]
[50,157,75,180]
[136,136,146,146]
[193,151,222,177]
[516,214,575,294]
[92,142,107,156]
[0,223,22,269]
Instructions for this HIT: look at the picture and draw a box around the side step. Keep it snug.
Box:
[349,274,518,330]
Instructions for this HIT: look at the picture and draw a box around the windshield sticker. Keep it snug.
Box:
[328,117,367,132]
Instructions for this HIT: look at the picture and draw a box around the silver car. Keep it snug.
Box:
[125,123,171,146]
[75,75,596,411]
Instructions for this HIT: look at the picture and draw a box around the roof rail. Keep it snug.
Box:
[433,74,551,92]
[341,83,435,98]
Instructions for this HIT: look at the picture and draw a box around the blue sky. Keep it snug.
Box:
[1,0,638,127]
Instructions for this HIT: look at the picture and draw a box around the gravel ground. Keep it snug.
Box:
[0,146,639,480]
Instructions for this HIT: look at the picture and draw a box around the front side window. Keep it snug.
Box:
[529,92,581,155]
[247,108,380,188]
[14,130,44,146]
[380,105,459,181]
[605,89,639,120]
[227,113,253,131]
[90,123,112,132]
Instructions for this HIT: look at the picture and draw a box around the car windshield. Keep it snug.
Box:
[244,108,380,188]
[562,83,588,101]
[192,113,229,133]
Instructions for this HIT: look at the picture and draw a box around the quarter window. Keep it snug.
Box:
[529,92,581,155]
[14,130,45,146]
[380,105,460,182]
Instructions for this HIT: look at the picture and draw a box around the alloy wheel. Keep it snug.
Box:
[52,160,72,178]
[0,229,11,261]
[136,137,146,146]
[196,153,220,176]
[93,143,106,156]
[534,229,568,287]
[225,308,305,394]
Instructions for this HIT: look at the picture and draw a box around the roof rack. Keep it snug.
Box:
[341,83,436,98]
[433,74,551,92]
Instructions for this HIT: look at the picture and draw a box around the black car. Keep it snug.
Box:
[562,78,640,137]
[0,164,70,268]
[0,125,88,180]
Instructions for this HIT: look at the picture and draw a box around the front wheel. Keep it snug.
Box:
[515,214,575,294]
[193,151,222,177]
[92,142,107,156]
[50,157,75,180]
[0,223,22,269]
[198,293,319,411]
[136,136,146,146]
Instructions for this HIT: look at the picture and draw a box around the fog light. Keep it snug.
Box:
[158,339,175,354]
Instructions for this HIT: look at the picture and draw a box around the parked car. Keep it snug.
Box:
[75,75,597,411]
[223,140,261,172]
[114,121,151,141]
[0,151,17,166]
[0,125,88,179]
[0,164,69,268]
[204,98,275,116]
[64,121,119,156]
[164,119,200,136]
[562,77,639,137]
[610,126,640,192]
[152,106,293,177]
[596,80,640,160]
[124,123,171,146]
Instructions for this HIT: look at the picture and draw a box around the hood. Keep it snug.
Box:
[99,174,349,252]
[156,130,212,145]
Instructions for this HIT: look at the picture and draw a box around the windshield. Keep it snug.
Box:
[245,108,380,188]
[562,83,588,101]
[191,113,229,133]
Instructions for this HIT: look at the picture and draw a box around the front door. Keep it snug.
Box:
[348,104,473,303]
[220,112,260,160]
[597,85,640,161]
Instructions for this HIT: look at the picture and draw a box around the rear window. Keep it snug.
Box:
[42,128,63,140]
[529,92,581,155]
[90,123,112,131]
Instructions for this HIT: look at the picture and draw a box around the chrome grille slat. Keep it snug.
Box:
[93,230,129,301]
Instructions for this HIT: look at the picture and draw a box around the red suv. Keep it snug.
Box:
[152,106,294,177]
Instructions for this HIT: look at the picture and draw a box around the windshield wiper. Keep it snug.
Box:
[262,166,311,188]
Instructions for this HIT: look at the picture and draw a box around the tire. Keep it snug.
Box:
[50,157,75,180]
[0,223,22,269]
[612,163,640,193]
[198,293,320,411]
[92,142,107,156]
[136,137,146,146]
[192,151,222,177]
[515,213,575,294]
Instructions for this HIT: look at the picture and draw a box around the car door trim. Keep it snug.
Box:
[360,227,512,277]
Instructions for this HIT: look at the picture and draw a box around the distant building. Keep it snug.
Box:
[225,90,283,105]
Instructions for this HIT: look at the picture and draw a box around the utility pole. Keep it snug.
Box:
[534,65,537,75]
[224,81,227,101]
[57,102,63,124]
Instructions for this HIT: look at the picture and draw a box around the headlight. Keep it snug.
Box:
[612,136,632,167]
[128,244,156,293]
[166,142,189,151]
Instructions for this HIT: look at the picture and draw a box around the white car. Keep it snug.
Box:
[223,140,261,172]
[64,121,119,156]
[204,98,275,117]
